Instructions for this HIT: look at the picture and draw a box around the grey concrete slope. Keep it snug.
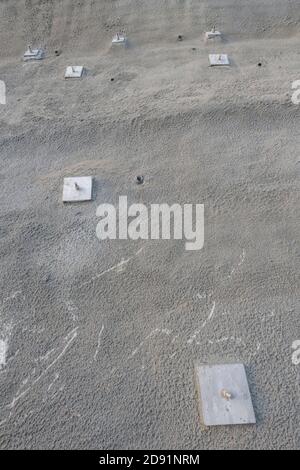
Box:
[0,0,299,449]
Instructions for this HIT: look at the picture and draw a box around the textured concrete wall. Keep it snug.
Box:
[0,0,299,450]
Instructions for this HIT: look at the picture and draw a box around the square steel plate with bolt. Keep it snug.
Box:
[209,54,230,66]
[205,29,221,40]
[62,177,92,202]
[112,33,126,44]
[23,46,45,61]
[65,66,84,79]
[195,363,256,426]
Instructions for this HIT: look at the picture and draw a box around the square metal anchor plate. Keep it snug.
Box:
[112,33,126,44]
[205,30,221,40]
[195,363,256,426]
[62,177,92,202]
[209,54,230,66]
[65,66,84,79]
[23,47,45,61]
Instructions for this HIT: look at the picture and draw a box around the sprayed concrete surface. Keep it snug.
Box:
[0,0,299,449]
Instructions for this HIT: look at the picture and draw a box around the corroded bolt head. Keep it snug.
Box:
[221,389,232,400]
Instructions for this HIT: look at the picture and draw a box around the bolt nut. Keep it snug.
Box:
[221,389,232,400]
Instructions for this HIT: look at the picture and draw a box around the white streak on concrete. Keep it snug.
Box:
[250,342,261,359]
[207,336,245,346]
[187,301,216,345]
[93,325,104,361]
[0,339,8,368]
[7,327,78,410]
[36,347,56,363]
[230,250,246,276]
[130,328,171,358]
[239,249,246,265]
[65,301,78,322]
[48,373,59,392]
[80,247,145,288]
[0,411,12,427]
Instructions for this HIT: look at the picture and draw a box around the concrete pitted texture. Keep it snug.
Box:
[0,0,299,449]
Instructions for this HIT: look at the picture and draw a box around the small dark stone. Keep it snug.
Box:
[192,47,196,51]
[178,35,183,41]
[258,62,262,67]
[111,78,115,82]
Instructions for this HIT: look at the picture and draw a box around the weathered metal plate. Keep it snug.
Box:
[23,47,45,61]
[209,54,230,66]
[112,33,126,44]
[65,66,84,79]
[195,363,256,426]
[205,31,221,40]
[62,177,92,202]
